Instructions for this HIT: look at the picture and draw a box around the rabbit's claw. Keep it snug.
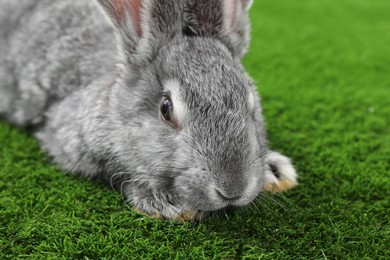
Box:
[263,151,298,192]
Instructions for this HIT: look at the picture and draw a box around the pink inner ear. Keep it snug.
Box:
[111,0,143,37]
[223,0,239,30]
[124,0,143,37]
[112,0,125,20]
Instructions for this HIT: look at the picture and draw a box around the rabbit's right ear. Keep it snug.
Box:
[96,0,181,64]
[96,0,144,55]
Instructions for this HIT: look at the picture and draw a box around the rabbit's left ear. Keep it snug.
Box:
[96,0,182,65]
[184,0,253,57]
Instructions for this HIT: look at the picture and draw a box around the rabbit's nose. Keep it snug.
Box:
[215,188,243,201]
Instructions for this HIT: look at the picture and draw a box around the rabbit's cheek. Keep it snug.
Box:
[173,177,225,211]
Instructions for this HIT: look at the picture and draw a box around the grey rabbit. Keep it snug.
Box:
[0,0,297,220]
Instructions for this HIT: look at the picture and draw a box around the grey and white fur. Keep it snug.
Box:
[0,0,297,219]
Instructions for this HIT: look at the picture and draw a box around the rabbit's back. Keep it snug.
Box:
[0,0,117,125]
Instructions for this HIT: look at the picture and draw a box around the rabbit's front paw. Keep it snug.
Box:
[263,151,298,192]
[133,207,206,221]
[131,191,206,221]
[174,211,208,221]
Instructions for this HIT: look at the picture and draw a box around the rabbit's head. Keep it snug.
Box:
[97,0,266,219]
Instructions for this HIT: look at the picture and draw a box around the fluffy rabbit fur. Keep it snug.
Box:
[0,0,297,220]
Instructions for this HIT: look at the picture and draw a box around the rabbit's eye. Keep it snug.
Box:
[161,98,173,122]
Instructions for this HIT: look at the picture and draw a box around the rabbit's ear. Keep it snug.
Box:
[97,0,144,54]
[97,0,181,63]
[242,0,254,11]
[184,0,253,57]
[223,0,253,29]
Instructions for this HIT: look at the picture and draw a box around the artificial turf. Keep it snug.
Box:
[1,0,389,258]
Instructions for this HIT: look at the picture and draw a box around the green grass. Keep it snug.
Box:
[1,0,389,258]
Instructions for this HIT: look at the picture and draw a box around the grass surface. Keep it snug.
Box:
[1,0,389,258]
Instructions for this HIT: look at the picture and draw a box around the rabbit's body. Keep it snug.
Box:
[0,0,297,220]
[0,0,122,178]
[0,0,116,125]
